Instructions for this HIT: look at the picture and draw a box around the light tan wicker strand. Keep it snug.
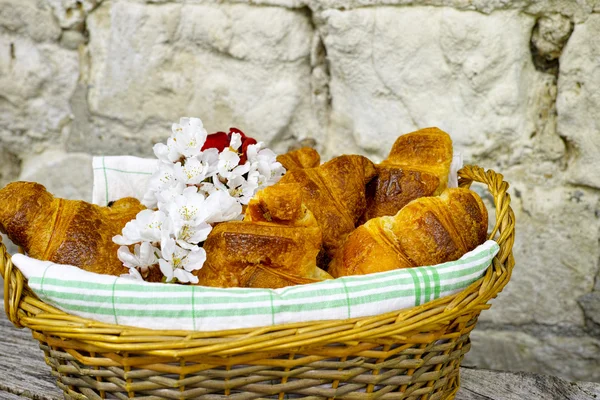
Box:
[1,164,515,400]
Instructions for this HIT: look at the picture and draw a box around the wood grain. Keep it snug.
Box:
[1,279,600,400]
[0,279,62,400]
[458,367,600,400]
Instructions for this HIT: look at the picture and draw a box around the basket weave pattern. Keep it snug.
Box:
[1,165,515,400]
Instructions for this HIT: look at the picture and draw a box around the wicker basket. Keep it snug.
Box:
[1,165,515,400]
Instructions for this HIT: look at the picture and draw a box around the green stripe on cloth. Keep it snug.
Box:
[39,263,52,301]
[269,291,275,325]
[191,286,196,330]
[93,167,153,175]
[102,156,109,206]
[422,268,432,304]
[407,268,421,306]
[429,266,441,300]
[111,277,119,325]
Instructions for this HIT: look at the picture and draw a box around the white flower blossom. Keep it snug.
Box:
[246,144,285,187]
[113,210,170,245]
[218,148,241,177]
[174,157,207,185]
[227,173,258,205]
[117,242,159,269]
[175,221,212,250]
[143,163,178,208]
[117,242,160,281]
[204,190,243,223]
[153,137,180,164]
[117,116,286,283]
[159,238,204,283]
[229,132,242,151]
[155,182,187,210]
[120,267,144,281]
[167,186,210,226]
[172,117,208,158]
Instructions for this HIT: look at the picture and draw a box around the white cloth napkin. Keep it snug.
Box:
[92,156,158,206]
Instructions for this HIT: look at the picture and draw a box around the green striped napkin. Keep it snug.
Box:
[11,241,498,331]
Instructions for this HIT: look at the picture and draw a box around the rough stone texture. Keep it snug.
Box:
[465,330,600,383]
[18,149,93,201]
[557,14,600,189]
[479,183,600,326]
[530,14,573,74]
[1,0,600,385]
[46,0,102,29]
[578,292,600,336]
[319,7,545,162]
[0,150,20,188]
[309,0,595,23]
[0,0,61,42]
[0,0,79,155]
[75,1,319,157]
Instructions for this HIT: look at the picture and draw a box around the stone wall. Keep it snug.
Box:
[1,0,600,383]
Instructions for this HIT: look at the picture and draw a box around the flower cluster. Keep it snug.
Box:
[113,117,286,283]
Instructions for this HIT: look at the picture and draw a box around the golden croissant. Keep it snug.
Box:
[363,127,453,221]
[0,181,145,276]
[276,147,321,171]
[279,155,377,264]
[329,188,488,278]
[195,183,331,288]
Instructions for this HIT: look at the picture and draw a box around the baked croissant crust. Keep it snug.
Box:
[195,183,331,288]
[363,127,453,221]
[276,147,320,171]
[0,181,145,276]
[329,188,488,278]
[279,155,377,261]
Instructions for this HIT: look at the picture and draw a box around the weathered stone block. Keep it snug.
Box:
[0,0,61,42]
[81,1,319,157]
[557,14,600,189]
[19,149,93,201]
[0,34,79,154]
[319,7,546,161]
[46,0,101,30]
[0,149,20,188]
[312,0,593,23]
[479,180,599,326]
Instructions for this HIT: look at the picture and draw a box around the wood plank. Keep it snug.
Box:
[0,279,62,400]
[456,367,600,400]
[2,279,600,399]
[0,390,44,400]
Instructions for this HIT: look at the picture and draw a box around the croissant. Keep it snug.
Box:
[329,188,488,278]
[279,155,377,262]
[363,127,453,221]
[276,147,321,171]
[195,183,331,288]
[0,181,145,276]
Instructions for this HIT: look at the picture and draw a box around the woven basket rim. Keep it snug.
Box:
[1,164,516,357]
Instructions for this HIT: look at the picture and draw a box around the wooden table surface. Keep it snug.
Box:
[1,281,599,400]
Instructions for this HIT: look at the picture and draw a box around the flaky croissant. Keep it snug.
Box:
[194,183,331,288]
[276,147,320,171]
[0,181,145,276]
[279,155,377,262]
[329,188,488,278]
[363,127,453,221]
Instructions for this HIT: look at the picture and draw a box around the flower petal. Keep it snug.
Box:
[183,247,206,272]
[158,259,174,282]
